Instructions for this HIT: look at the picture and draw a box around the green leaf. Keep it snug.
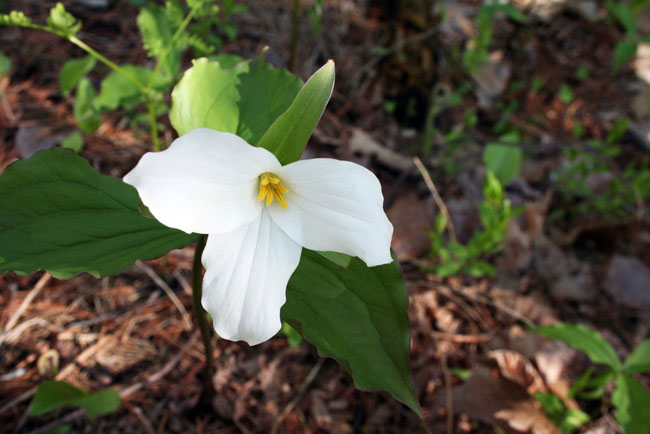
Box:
[257,60,335,164]
[483,144,522,184]
[137,3,185,78]
[206,53,245,68]
[282,250,419,414]
[94,65,165,111]
[30,381,120,418]
[31,381,86,415]
[170,57,304,145]
[0,51,11,76]
[623,340,650,374]
[612,375,650,434]
[559,409,590,434]
[0,149,196,278]
[60,131,84,152]
[73,388,121,417]
[59,56,96,93]
[607,1,637,34]
[533,323,622,370]
[317,251,352,268]
[43,425,71,434]
[614,40,638,71]
[73,77,101,134]
[47,3,81,36]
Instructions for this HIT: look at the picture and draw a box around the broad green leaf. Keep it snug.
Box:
[206,53,245,68]
[30,381,120,418]
[612,375,650,434]
[73,388,121,417]
[317,251,352,268]
[257,60,335,164]
[483,144,522,184]
[170,57,303,145]
[60,131,84,152]
[614,40,638,71]
[559,409,590,434]
[73,77,101,134]
[94,65,167,111]
[282,250,420,414]
[0,149,196,278]
[623,340,650,374]
[59,56,96,93]
[0,51,11,76]
[31,381,86,415]
[534,323,622,370]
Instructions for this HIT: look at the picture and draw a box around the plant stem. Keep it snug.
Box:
[68,35,147,93]
[147,102,160,152]
[288,0,300,72]
[191,235,214,391]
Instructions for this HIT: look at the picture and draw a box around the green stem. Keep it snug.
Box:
[68,35,147,93]
[288,0,300,72]
[191,235,214,391]
[147,102,160,152]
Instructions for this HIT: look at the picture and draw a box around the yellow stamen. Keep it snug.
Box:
[258,173,289,209]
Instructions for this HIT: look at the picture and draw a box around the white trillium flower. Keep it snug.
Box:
[124,128,393,345]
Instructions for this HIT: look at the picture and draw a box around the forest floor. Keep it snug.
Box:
[1,0,650,433]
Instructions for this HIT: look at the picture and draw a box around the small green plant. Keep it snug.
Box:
[429,170,521,277]
[607,0,650,71]
[2,1,245,152]
[462,1,526,72]
[534,323,650,434]
[553,120,650,222]
[29,380,121,433]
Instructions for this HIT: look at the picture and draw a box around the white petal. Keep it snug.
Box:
[270,158,393,267]
[201,210,302,345]
[123,128,280,234]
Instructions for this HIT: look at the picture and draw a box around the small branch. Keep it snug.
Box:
[271,358,324,434]
[1,273,51,335]
[413,156,458,244]
[440,353,454,434]
[136,261,192,330]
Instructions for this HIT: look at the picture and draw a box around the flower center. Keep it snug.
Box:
[257,172,288,209]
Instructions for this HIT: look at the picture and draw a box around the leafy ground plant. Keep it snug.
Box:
[0,3,425,430]
[534,323,650,434]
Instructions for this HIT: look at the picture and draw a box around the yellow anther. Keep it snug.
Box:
[258,173,289,209]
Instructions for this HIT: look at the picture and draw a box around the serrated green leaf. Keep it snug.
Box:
[137,3,185,78]
[59,56,96,93]
[533,323,622,370]
[257,60,334,164]
[623,340,650,374]
[612,375,650,434]
[614,40,638,71]
[0,149,196,278]
[170,57,304,145]
[73,77,101,134]
[483,144,522,184]
[282,250,420,414]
